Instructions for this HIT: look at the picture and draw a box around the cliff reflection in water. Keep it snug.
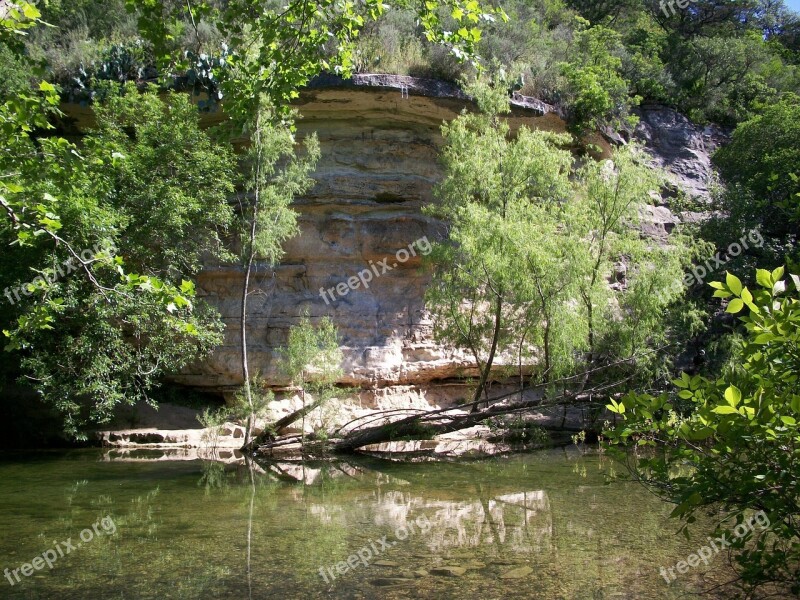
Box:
[0,448,731,599]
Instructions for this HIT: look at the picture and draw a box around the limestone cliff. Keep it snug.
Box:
[152,75,719,403]
[173,75,573,401]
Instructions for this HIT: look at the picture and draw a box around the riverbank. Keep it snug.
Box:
[97,397,600,460]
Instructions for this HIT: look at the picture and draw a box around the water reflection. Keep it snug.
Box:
[0,450,735,599]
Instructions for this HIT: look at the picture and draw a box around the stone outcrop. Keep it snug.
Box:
[633,105,729,201]
[173,76,575,403]
[63,75,719,407]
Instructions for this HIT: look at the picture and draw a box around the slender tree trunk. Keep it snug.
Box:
[241,246,256,448]
[471,290,503,412]
[578,249,604,396]
[535,279,552,385]
[543,320,551,382]
[241,112,263,450]
[300,370,306,448]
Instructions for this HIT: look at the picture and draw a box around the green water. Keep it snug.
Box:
[0,449,734,599]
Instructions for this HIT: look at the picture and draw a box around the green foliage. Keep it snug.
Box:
[0,1,44,36]
[230,373,275,422]
[425,80,576,401]
[0,26,237,436]
[127,0,507,124]
[571,145,695,378]
[89,84,236,276]
[713,95,800,239]
[14,0,799,138]
[559,22,639,136]
[240,107,320,265]
[618,14,672,102]
[278,314,344,438]
[605,268,800,593]
[280,314,343,395]
[426,81,694,405]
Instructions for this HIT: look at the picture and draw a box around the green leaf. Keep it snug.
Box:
[754,333,775,344]
[772,266,785,282]
[726,272,743,295]
[22,3,40,19]
[180,280,196,295]
[712,405,739,415]
[756,269,772,289]
[726,298,744,313]
[724,385,741,407]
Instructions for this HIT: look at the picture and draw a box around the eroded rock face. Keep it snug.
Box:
[175,79,569,400]
[633,105,729,201]
[168,78,719,402]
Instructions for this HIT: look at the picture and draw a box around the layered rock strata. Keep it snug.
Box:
[175,76,572,405]
[61,75,719,411]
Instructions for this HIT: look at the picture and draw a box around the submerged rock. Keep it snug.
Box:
[500,566,534,579]
[413,568,429,578]
[430,566,467,577]
[370,577,412,587]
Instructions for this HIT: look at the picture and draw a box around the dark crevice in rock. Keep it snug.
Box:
[373,192,408,204]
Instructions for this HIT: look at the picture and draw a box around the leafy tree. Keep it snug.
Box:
[0,13,237,435]
[559,21,638,136]
[572,147,669,379]
[425,80,577,407]
[278,314,343,442]
[713,94,800,239]
[426,80,693,409]
[88,84,237,277]
[605,268,800,594]
[674,33,779,124]
[237,101,319,447]
[246,313,343,449]
[618,14,673,102]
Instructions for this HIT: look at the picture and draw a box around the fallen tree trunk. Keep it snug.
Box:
[331,372,633,452]
[245,349,655,455]
[243,397,327,451]
[332,395,550,452]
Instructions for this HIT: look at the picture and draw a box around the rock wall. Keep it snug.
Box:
[633,105,729,202]
[173,76,574,402]
[155,76,720,403]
